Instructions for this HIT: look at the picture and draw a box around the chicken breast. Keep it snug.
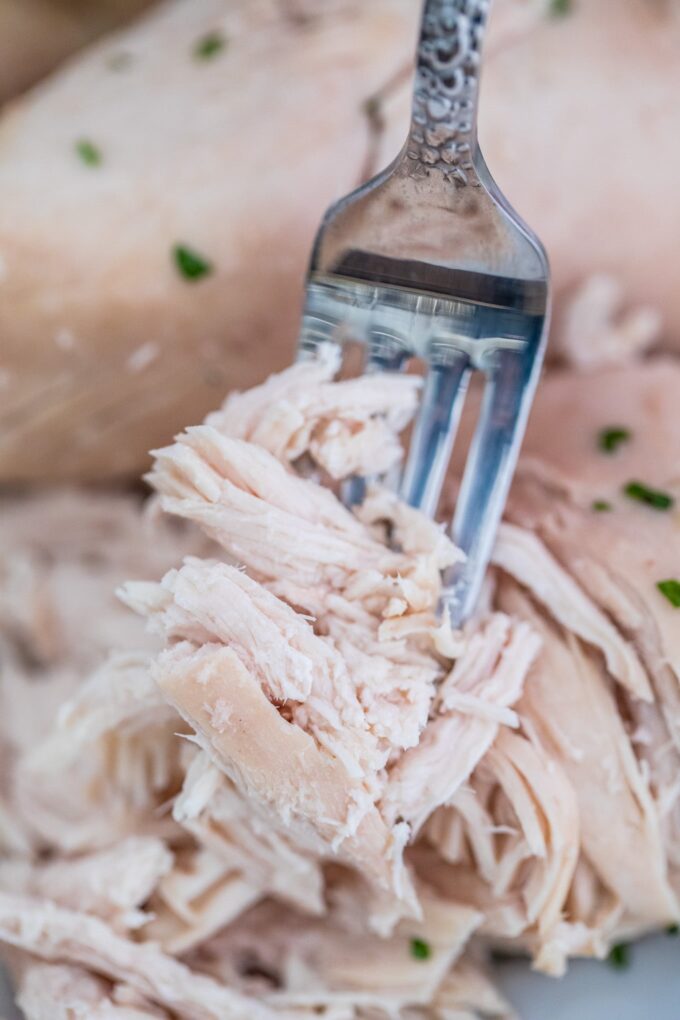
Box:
[2,0,680,481]
[169,750,326,921]
[499,581,677,930]
[0,894,276,1020]
[206,342,421,479]
[15,961,169,1020]
[505,359,680,776]
[189,884,482,1012]
[479,0,680,346]
[0,489,207,678]
[0,0,419,482]
[0,837,173,932]
[381,614,540,834]
[14,651,185,852]
[421,720,582,976]
[155,639,419,916]
[1,350,679,1014]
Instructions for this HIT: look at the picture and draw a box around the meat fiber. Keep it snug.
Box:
[0,894,275,1020]
[15,962,169,1020]
[499,583,676,930]
[0,351,678,1014]
[0,837,173,932]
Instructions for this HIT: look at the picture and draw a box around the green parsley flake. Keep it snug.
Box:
[607,943,630,970]
[75,139,102,166]
[591,500,612,513]
[667,923,679,936]
[657,580,680,608]
[194,31,227,60]
[598,426,631,454]
[623,481,674,511]
[549,0,571,15]
[173,245,214,282]
[410,938,432,961]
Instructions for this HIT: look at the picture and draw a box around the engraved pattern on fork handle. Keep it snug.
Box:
[405,0,491,185]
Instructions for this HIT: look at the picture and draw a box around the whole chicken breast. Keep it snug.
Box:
[1,0,679,480]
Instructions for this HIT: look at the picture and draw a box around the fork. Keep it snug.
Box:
[297,0,550,627]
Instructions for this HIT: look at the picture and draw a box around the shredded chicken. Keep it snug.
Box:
[14,652,184,853]
[206,342,421,480]
[499,582,676,930]
[0,894,275,1020]
[15,962,169,1020]
[556,275,661,370]
[381,615,541,834]
[0,837,173,933]
[0,351,678,1015]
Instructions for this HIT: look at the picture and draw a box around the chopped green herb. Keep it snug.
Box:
[591,500,612,513]
[410,938,432,961]
[607,943,630,970]
[194,31,227,60]
[623,481,674,511]
[666,923,679,936]
[598,426,631,454]
[173,245,213,282]
[657,580,680,608]
[75,139,102,167]
[548,0,571,15]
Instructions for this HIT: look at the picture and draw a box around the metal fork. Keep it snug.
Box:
[297,0,550,627]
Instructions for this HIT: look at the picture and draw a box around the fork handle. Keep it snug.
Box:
[405,0,492,185]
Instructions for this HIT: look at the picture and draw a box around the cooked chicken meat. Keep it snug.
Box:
[14,961,169,1020]
[2,0,680,482]
[0,347,678,1015]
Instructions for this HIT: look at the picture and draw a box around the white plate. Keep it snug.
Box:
[1,935,678,1017]
[496,934,680,1018]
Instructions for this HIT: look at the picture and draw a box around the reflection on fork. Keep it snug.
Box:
[297,0,550,627]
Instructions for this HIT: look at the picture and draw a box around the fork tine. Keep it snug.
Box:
[294,0,549,625]
[343,327,409,505]
[442,344,539,626]
[365,327,408,373]
[400,344,470,516]
[297,315,337,364]
[367,328,411,490]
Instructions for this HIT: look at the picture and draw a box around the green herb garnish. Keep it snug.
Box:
[623,481,674,511]
[194,31,227,60]
[591,500,612,513]
[75,139,102,166]
[657,580,680,608]
[173,245,213,281]
[607,943,630,970]
[548,0,572,15]
[598,426,631,454]
[667,923,679,936]
[410,938,432,961]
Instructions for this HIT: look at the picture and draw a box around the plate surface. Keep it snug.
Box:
[496,934,680,1018]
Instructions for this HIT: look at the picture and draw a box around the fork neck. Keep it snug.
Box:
[403,0,492,186]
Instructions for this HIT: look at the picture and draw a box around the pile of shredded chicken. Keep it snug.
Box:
[0,334,679,1019]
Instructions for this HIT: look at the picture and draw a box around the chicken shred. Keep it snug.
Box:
[0,353,678,1015]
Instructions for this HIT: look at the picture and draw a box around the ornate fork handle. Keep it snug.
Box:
[405,0,492,185]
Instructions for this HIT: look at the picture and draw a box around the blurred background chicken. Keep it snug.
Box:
[0,0,678,481]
